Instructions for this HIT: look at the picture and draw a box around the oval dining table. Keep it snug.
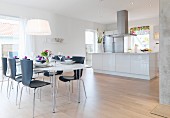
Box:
[34,62,85,113]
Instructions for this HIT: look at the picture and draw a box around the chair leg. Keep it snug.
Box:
[11,80,14,89]
[19,86,24,109]
[33,88,36,118]
[8,81,13,98]
[39,88,42,101]
[68,82,71,102]
[56,77,59,94]
[77,79,81,103]
[50,77,53,88]
[57,78,59,89]
[65,82,71,102]
[81,79,87,98]
[16,82,20,105]
[72,81,73,93]
[65,82,68,95]
[1,76,4,91]
[6,78,10,97]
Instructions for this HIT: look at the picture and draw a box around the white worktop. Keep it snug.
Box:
[92,52,159,80]
[91,52,158,55]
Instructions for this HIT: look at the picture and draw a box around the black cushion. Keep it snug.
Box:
[29,80,50,88]
[16,74,22,76]
[34,70,45,74]
[59,76,75,82]
[44,71,63,77]
[15,76,22,82]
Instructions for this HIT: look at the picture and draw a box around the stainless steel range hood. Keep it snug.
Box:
[113,10,137,38]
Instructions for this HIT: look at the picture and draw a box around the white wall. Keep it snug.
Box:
[0,2,104,57]
[105,17,159,52]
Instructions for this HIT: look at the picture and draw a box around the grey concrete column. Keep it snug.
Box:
[160,0,170,104]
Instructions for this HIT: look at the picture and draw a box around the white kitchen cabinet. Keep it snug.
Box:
[92,53,102,70]
[92,53,158,80]
[102,53,115,71]
[115,54,131,73]
[130,55,149,75]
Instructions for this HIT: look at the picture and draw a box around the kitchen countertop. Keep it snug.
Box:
[90,52,159,55]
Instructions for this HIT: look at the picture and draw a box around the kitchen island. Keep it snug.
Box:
[92,52,159,80]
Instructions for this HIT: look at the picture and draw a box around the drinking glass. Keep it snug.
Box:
[58,52,63,61]
[58,55,62,61]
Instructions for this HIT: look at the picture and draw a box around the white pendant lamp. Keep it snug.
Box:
[26,19,51,35]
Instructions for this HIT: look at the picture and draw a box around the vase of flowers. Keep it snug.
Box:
[97,29,104,53]
[41,50,52,63]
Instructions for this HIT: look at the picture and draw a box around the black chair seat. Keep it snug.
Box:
[29,80,50,88]
[34,70,45,74]
[15,76,22,82]
[44,71,63,77]
[59,76,75,82]
[16,74,22,76]
[6,75,10,78]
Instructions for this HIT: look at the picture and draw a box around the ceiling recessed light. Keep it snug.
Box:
[149,0,152,7]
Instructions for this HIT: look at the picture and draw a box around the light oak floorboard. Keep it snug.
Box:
[0,68,167,118]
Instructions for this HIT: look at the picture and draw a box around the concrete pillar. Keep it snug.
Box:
[160,0,170,104]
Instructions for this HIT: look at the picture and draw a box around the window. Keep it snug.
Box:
[85,30,97,52]
[85,30,97,66]
[0,16,20,66]
[130,26,150,50]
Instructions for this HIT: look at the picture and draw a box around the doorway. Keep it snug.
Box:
[85,30,97,67]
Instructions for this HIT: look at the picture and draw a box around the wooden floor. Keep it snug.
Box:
[0,68,161,118]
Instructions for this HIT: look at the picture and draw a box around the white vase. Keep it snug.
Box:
[97,43,103,53]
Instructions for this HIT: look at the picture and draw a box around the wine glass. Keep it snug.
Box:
[58,52,63,62]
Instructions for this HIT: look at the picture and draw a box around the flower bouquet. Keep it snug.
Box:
[41,50,52,63]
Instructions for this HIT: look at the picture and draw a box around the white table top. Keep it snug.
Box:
[34,63,85,72]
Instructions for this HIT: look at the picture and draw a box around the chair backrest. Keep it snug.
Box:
[8,58,17,79]
[21,60,33,86]
[2,57,7,76]
[71,56,85,64]
[53,55,65,61]
[71,56,85,79]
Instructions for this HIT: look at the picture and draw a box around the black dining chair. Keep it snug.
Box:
[71,56,85,64]
[59,56,87,102]
[53,55,65,61]
[19,59,50,118]
[1,57,10,93]
[8,58,22,104]
[43,70,63,89]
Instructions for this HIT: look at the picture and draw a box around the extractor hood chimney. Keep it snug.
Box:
[113,10,136,38]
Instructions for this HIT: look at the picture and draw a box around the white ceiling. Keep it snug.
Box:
[0,0,159,24]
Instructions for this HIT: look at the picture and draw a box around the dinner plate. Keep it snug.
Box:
[61,61,75,65]
[34,62,48,67]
